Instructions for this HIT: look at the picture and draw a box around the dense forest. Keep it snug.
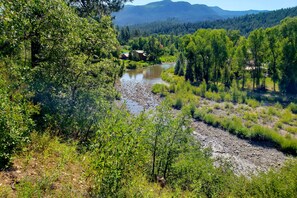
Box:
[125,6,297,36]
[0,0,297,197]
[176,18,297,94]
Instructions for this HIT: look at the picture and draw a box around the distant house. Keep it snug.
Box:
[120,52,129,60]
[132,50,147,61]
[120,50,147,61]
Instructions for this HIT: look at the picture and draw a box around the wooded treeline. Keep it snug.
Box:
[174,17,297,94]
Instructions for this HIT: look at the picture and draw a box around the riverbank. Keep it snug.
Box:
[116,64,292,176]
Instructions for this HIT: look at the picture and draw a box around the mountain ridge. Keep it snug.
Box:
[113,0,265,26]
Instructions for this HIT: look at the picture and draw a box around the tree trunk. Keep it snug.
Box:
[151,134,158,181]
[31,37,41,68]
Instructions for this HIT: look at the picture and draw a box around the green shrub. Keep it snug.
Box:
[274,102,283,109]
[243,112,258,122]
[192,87,202,96]
[285,126,297,134]
[173,98,183,110]
[231,80,240,102]
[204,114,219,127]
[168,84,176,93]
[214,104,220,109]
[151,83,168,96]
[200,80,207,97]
[193,109,206,121]
[268,107,279,116]
[287,103,297,114]
[224,102,233,109]
[213,92,222,102]
[281,109,293,124]
[240,91,247,104]
[274,121,283,129]
[0,79,37,169]
[246,99,260,108]
[189,103,196,117]
[224,93,232,102]
[126,62,137,69]
[221,117,248,136]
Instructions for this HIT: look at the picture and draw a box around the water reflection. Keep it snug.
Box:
[119,63,174,114]
[120,63,174,84]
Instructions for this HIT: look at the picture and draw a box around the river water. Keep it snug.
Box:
[117,63,174,114]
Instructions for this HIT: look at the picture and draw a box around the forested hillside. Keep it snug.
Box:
[127,6,297,36]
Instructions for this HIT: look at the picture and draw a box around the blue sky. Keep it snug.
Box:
[127,0,297,11]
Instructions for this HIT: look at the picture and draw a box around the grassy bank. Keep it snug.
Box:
[152,68,297,155]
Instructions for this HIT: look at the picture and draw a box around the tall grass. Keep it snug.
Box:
[193,109,297,155]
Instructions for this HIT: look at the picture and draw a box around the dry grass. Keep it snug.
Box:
[0,133,93,197]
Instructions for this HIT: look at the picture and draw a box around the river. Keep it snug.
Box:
[116,63,174,114]
[116,63,289,176]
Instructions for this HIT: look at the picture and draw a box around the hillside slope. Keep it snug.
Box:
[113,0,263,26]
[128,6,297,35]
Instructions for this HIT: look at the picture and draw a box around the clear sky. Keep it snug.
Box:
[127,0,297,11]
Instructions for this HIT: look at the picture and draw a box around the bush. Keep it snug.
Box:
[192,87,202,96]
[285,126,297,134]
[213,92,222,102]
[224,93,232,102]
[205,91,213,100]
[274,102,283,109]
[193,109,206,121]
[268,107,279,116]
[287,103,297,114]
[200,80,207,97]
[246,99,260,108]
[168,84,176,93]
[231,80,240,102]
[0,83,36,169]
[151,83,168,96]
[243,112,258,122]
[173,98,183,110]
[240,91,247,104]
[281,109,293,124]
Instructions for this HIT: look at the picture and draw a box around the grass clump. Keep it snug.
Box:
[287,103,297,114]
[246,99,260,108]
[281,109,294,124]
[285,126,297,135]
[172,98,183,110]
[152,83,168,97]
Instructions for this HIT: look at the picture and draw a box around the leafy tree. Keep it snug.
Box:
[279,17,297,94]
[1,0,120,142]
[147,104,192,181]
[265,27,281,91]
[144,36,164,61]
[91,109,148,196]
[67,0,132,18]
[248,28,266,89]
[234,37,249,89]
[210,30,229,84]
[174,53,185,76]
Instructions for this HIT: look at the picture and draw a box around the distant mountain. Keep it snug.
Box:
[128,6,297,36]
[113,0,265,26]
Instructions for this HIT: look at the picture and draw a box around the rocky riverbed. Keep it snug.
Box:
[116,66,290,176]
